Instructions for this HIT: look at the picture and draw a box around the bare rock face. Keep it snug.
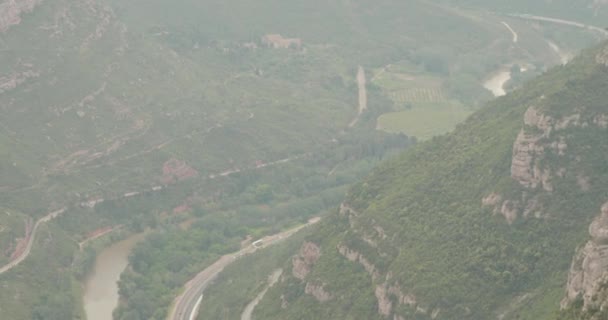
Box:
[375,285,393,316]
[291,242,321,280]
[510,107,557,191]
[597,44,608,66]
[589,203,608,243]
[0,0,41,32]
[374,282,418,318]
[489,105,594,224]
[563,203,608,311]
[304,282,332,302]
[511,106,583,191]
[483,193,543,225]
[0,70,40,93]
[262,34,302,49]
[482,193,502,208]
[338,244,380,280]
[594,114,608,128]
[290,242,333,303]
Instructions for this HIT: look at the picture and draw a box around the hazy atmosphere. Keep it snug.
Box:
[0,1,607,319]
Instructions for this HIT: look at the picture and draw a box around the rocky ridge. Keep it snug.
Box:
[0,0,41,32]
[248,42,608,320]
[562,202,608,317]
[289,242,332,303]
[484,102,608,224]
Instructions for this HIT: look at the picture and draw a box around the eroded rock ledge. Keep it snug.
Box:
[597,44,608,66]
[0,0,41,32]
[290,242,332,303]
[291,241,320,280]
[511,106,575,191]
[338,244,380,280]
[484,105,607,224]
[562,202,608,314]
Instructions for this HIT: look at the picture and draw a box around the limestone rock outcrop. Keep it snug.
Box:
[510,106,566,191]
[0,70,40,93]
[304,282,332,302]
[594,114,608,128]
[262,34,302,49]
[291,242,320,280]
[375,282,417,317]
[597,44,608,66]
[338,244,380,280]
[562,202,608,312]
[487,105,592,224]
[290,242,333,303]
[0,0,41,32]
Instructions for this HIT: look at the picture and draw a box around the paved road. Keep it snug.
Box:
[510,14,608,36]
[168,218,321,320]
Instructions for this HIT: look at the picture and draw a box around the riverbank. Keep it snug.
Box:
[83,232,146,320]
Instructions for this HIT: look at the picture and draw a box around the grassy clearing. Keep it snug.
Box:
[376,101,471,140]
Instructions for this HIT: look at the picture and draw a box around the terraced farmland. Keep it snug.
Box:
[388,88,446,103]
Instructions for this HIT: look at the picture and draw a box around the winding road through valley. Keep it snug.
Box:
[0,154,302,276]
[168,218,321,320]
[509,14,608,37]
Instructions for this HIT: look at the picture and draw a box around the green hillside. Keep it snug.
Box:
[196,43,608,320]
[0,0,606,319]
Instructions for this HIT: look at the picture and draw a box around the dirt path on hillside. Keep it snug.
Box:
[240,269,283,320]
[501,22,518,43]
[348,66,367,128]
[0,207,66,275]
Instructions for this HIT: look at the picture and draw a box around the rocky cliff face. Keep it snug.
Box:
[252,42,608,320]
[289,242,333,303]
[563,202,608,314]
[291,241,320,280]
[597,44,608,66]
[0,70,40,93]
[483,101,607,224]
[510,105,579,192]
[0,0,41,32]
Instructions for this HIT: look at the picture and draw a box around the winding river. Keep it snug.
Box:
[483,70,511,97]
[83,233,146,320]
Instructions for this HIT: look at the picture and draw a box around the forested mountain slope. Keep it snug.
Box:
[0,0,605,319]
[249,43,608,320]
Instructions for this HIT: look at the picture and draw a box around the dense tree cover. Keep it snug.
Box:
[111,124,413,319]
[250,43,608,320]
[113,217,244,320]
[0,223,84,320]
[0,0,600,318]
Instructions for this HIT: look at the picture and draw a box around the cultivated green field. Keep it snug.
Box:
[376,102,472,140]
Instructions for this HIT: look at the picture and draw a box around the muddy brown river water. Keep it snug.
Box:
[83,233,146,320]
